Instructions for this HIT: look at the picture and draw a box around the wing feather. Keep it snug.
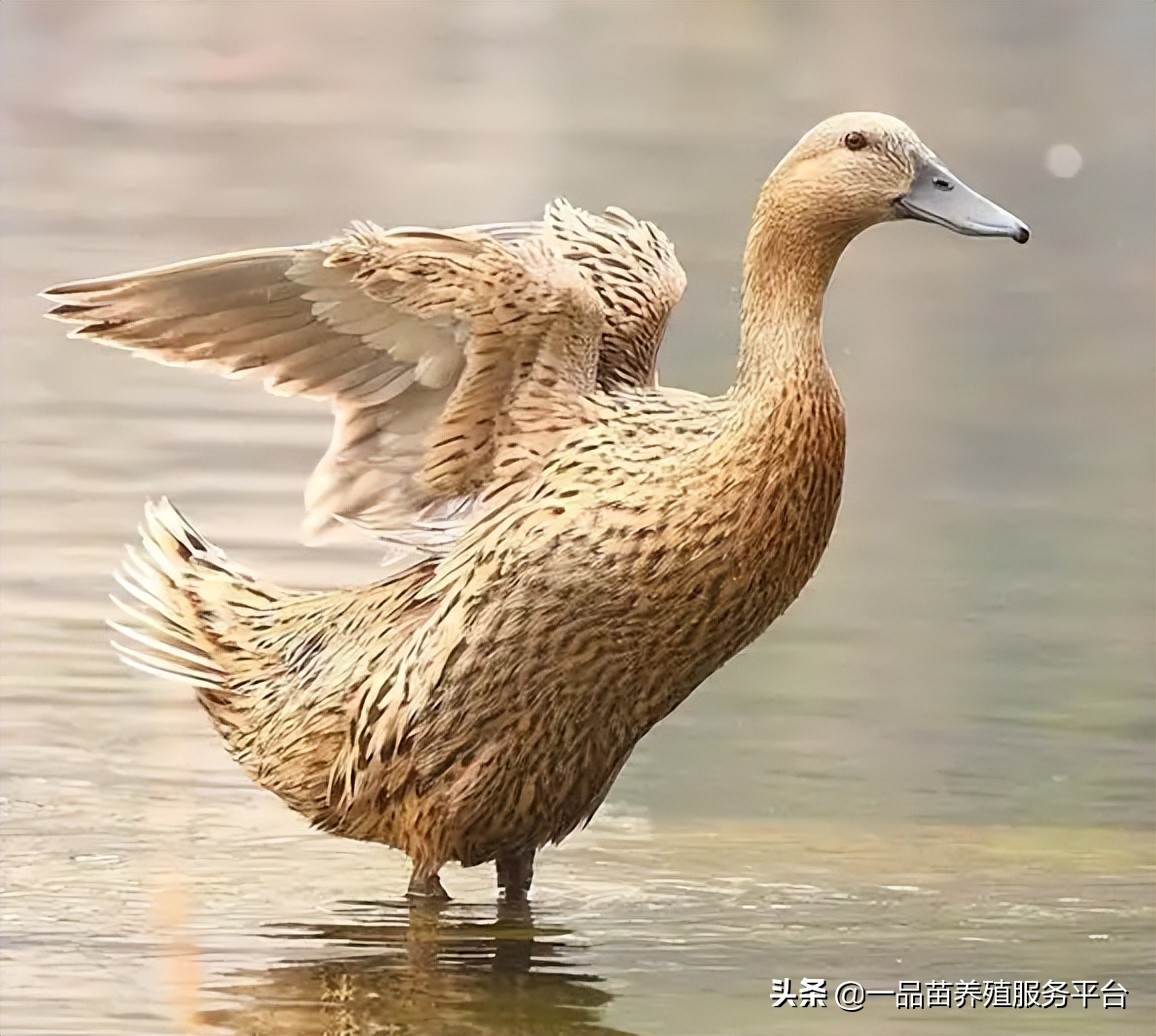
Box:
[43,200,684,546]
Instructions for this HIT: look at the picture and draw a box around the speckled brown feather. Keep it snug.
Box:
[44,200,683,544]
[43,114,995,898]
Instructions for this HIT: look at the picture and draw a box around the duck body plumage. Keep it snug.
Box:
[43,112,1026,899]
[330,372,844,873]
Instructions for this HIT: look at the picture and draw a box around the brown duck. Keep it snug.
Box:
[43,113,1028,900]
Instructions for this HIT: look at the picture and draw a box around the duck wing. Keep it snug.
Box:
[481,199,686,389]
[43,205,676,544]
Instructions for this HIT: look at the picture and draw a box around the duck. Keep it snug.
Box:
[42,113,1028,901]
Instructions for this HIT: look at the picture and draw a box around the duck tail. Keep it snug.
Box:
[109,499,431,825]
[109,498,278,699]
[108,499,337,813]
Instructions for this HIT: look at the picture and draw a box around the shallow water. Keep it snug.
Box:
[1,2,1153,1034]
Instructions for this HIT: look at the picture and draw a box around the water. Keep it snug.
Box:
[1,2,1153,1034]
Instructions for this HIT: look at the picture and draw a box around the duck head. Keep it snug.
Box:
[768,112,1029,244]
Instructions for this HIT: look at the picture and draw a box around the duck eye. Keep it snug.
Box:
[843,131,868,152]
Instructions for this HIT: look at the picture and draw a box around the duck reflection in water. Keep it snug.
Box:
[199,899,634,1036]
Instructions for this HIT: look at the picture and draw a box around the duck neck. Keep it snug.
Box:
[734,174,856,397]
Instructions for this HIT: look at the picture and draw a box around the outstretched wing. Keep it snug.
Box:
[485,200,686,389]
[42,200,683,541]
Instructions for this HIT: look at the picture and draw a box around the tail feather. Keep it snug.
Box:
[107,498,348,816]
[109,498,273,693]
[108,498,434,830]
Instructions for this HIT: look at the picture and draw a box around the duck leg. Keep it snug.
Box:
[406,864,450,901]
[495,849,535,902]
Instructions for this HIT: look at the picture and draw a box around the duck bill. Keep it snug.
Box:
[894,160,1029,243]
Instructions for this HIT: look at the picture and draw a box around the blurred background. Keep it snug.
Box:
[1,2,1152,1035]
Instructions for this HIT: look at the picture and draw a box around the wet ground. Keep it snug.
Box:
[1,2,1153,1034]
